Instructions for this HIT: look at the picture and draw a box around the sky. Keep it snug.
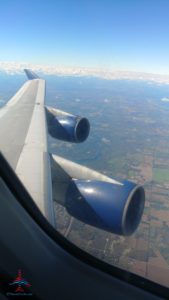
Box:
[0,0,169,74]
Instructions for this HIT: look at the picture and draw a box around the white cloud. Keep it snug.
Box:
[161,97,169,102]
[101,137,110,144]
[104,98,110,103]
[0,61,169,84]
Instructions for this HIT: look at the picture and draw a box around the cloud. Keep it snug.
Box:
[161,97,169,102]
[0,61,169,84]
[104,98,110,103]
[101,137,110,144]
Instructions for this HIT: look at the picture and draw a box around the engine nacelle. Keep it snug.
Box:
[51,155,145,236]
[46,106,90,143]
[66,179,145,236]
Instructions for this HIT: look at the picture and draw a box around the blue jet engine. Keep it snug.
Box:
[51,155,145,236]
[66,179,145,236]
[46,107,90,143]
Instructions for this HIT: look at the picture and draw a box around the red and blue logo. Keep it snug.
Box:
[4,269,33,297]
[9,269,31,293]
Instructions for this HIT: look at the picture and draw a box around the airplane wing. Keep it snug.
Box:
[0,70,145,235]
[0,70,55,225]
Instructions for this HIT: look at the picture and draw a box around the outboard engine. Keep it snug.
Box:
[46,106,90,143]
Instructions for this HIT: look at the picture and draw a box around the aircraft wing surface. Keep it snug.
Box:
[0,70,55,225]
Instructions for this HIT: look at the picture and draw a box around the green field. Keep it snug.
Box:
[128,169,137,177]
[153,168,169,183]
[108,157,125,171]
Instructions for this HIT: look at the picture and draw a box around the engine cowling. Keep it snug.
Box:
[46,106,90,143]
[51,154,145,236]
[66,179,145,236]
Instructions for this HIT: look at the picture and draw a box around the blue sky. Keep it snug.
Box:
[0,0,169,74]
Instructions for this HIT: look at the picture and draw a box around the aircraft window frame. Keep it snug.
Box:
[0,152,168,299]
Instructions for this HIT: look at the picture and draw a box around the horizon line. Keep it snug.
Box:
[0,61,169,84]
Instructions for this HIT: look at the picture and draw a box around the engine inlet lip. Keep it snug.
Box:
[121,185,145,236]
[75,117,90,142]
